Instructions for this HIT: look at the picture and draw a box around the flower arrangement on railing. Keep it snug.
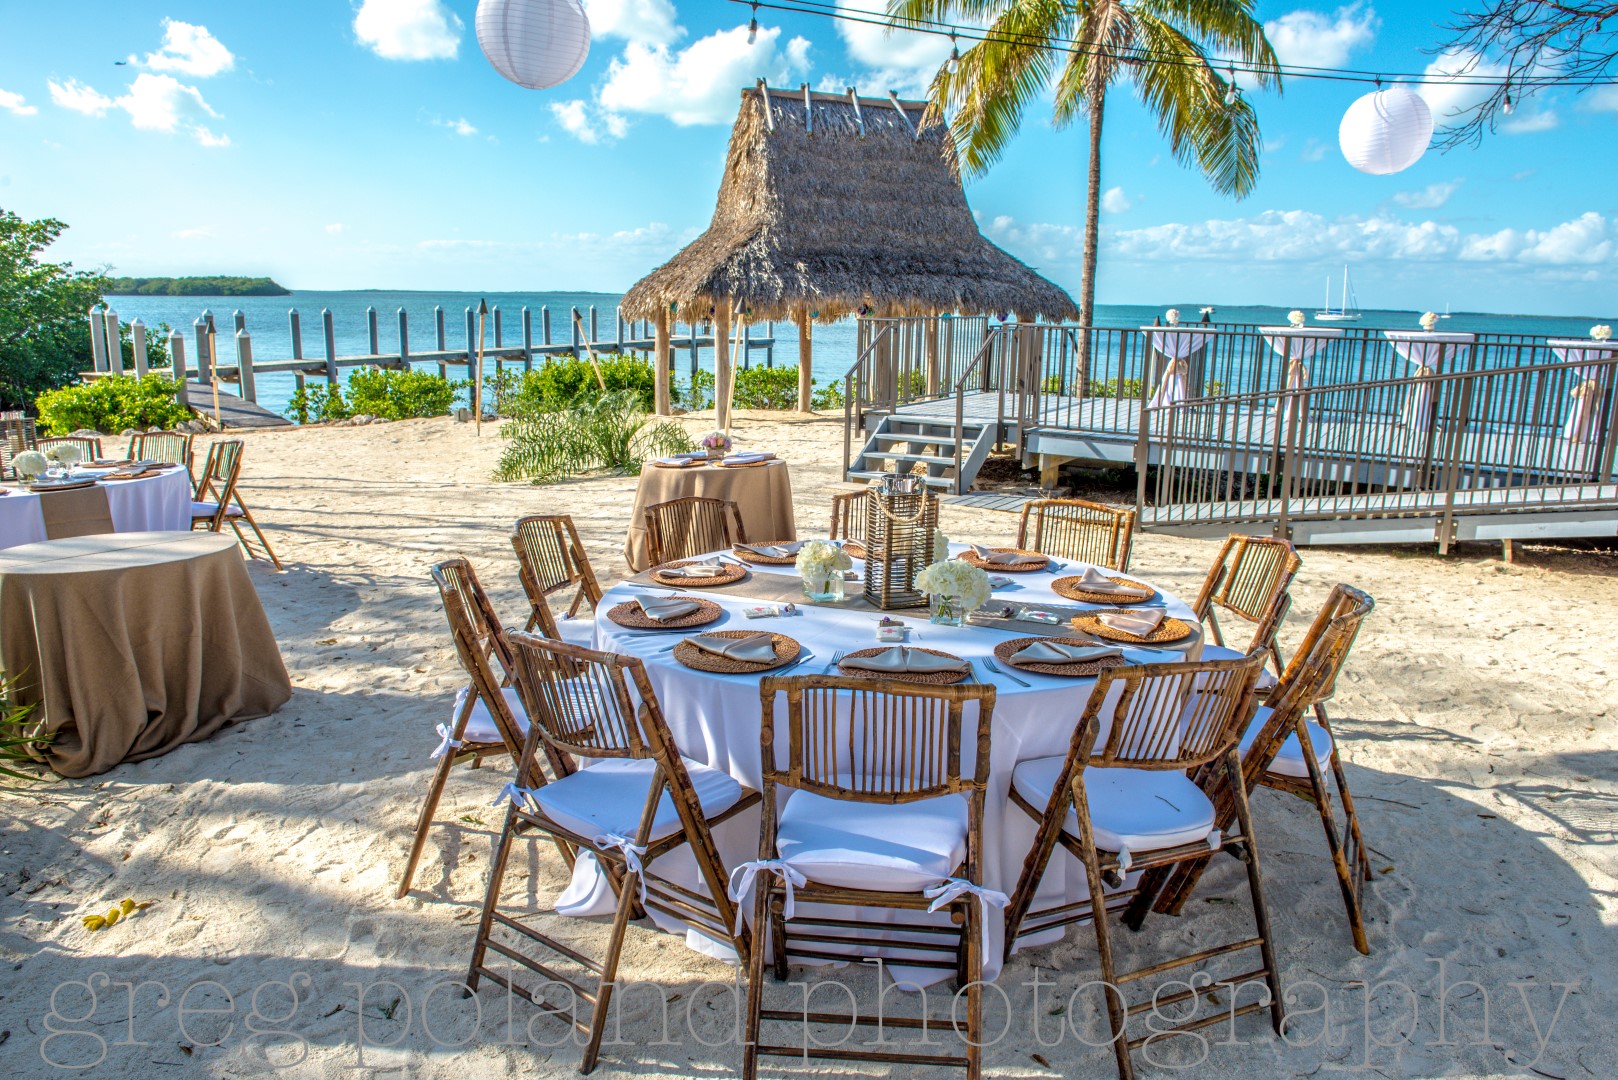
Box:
[1287,310,1306,328]
[1419,311,1439,331]
[795,540,852,601]
[915,558,990,626]
[11,451,47,481]
[700,430,732,459]
[1165,308,1181,326]
[1591,324,1612,342]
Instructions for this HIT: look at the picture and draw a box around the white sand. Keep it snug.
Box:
[2,412,1615,1078]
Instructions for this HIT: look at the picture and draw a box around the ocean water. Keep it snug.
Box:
[103,289,1613,420]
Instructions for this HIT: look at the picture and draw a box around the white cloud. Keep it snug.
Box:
[1392,179,1462,209]
[833,0,955,96]
[48,78,114,116]
[117,73,219,133]
[1501,109,1558,134]
[985,208,1618,270]
[1264,5,1379,69]
[354,0,462,61]
[194,126,231,147]
[1300,138,1328,162]
[1101,187,1133,214]
[600,25,812,126]
[0,88,38,116]
[551,100,629,143]
[172,226,215,239]
[325,223,347,234]
[137,19,234,78]
[437,116,478,136]
[582,0,680,46]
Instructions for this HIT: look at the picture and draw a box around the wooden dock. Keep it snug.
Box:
[184,382,292,429]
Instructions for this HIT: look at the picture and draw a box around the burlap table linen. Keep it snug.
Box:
[0,531,292,777]
[37,486,115,540]
[623,459,796,571]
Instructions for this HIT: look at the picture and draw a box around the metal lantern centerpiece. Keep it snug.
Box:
[863,475,939,609]
[1338,87,1433,176]
[475,0,591,91]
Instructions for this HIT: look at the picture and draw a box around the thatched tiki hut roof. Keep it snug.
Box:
[622,83,1078,417]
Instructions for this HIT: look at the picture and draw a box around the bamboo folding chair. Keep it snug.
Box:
[1015,498,1136,570]
[1191,534,1302,688]
[398,559,559,898]
[643,496,747,566]
[39,435,103,460]
[511,514,602,646]
[191,439,283,570]
[128,430,195,475]
[1154,584,1377,953]
[469,632,759,1074]
[742,677,998,1079]
[827,489,870,554]
[0,410,35,479]
[1000,653,1280,1080]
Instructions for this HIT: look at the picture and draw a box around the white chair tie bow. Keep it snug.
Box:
[924,878,1010,958]
[429,723,465,760]
[727,859,807,932]
[492,782,539,812]
[593,832,651,903]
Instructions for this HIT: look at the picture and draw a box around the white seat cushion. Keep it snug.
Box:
[1239,706,1334,779]
[451,685,530,745]
[529,758,743,842]
[1199,643,1278,690]
[1012,756,1216,855]
[776,789,968,892]
[555,616,594,648]
[191,500,219,518]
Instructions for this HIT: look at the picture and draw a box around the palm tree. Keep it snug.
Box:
[890,0,1281,335]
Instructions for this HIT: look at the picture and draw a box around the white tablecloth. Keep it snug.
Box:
[1260,326,1342,418]
[1546,340,1616,444]
[1386,332,1475,432]
[583,545,1204,981]
[1143,327,1213,408]
[0,467,193,550]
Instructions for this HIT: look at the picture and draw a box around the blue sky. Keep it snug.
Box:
[0,1,1611,315]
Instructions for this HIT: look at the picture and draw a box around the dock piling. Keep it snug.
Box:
[131,319,148,377]
[236,330,256,402]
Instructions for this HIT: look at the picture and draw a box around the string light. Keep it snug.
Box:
[747,1,759,44]
[1224,64,1239,106]
[1502,83,1515,114]
[948,31,960,74]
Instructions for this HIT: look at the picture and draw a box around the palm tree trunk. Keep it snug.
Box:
[1077,86,1106,381]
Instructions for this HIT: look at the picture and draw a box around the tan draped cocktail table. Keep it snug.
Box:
[623,459,796,571]
[0,531,292,777]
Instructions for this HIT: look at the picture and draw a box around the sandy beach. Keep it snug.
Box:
[2,411,1615,1078]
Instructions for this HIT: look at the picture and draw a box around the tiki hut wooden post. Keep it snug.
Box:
[618,85,1077,409]
[653,308,672,415]
[713,304,733,431]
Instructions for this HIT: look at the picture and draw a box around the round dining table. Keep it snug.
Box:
[577,545,1205,982]
[0,463,193,550]
[622,458,796,571]
[0,531,292,777]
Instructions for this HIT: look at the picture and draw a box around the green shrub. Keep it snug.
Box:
[285,382,352,424]
[512,355,660,413]
[682,367,845,411]
[347,368,462,419]
[34,374,192,435]
[0,674,49,782]
[494,390,694,485]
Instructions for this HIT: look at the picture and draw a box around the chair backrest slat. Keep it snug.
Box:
[512,514,602,637]
[1087,653,1265,771]
[39,435,104,460]
[1017,498,1136,570]
[129,431,195,472]
[194,440,245,529]
[645,497,747,566]
[431,559,526,758]
[1193,535,1302,653]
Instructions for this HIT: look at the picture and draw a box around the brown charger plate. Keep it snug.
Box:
[28,478,97,492]
[840,540,866,559]
[1051,574,1156,605]
[733,542,800,565]
[673,630,800,673]
[994,636,1129,678]
[837,646,970,685]
[958,547,1049,572]
[1069,611,1193,644]
[607,596,723,630]
[651,560,747,588]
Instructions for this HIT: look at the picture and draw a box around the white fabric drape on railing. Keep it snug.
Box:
[1143,328,1212,408]
[1384,331,1475,432]
[1546,340,1616,445]
[1259,327,1343,419]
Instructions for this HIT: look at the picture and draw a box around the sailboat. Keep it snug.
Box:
[1440,302,1451,320]
[1314,265,1363,322]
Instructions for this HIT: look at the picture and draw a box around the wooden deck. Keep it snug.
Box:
[185,382,292,429]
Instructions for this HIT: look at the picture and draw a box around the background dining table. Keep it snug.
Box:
[581,544,1205,981]
[0,531,292,777]
[622,457,796,571]
[0,464,193,550]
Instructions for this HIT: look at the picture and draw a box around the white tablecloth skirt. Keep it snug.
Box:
[583,547,1204,982]
[0,468,194,550]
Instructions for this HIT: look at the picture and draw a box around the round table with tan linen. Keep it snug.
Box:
[623,459,796,571]
[0,531,293,778]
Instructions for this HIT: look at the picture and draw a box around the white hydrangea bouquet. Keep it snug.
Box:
[44,442,83,469]
[1591,324,1612,342]
[12,450,48,481]
[1287,310,1306,328]
[915,558,990,626]
[795,539,852,601]
[1420,311,1439,331]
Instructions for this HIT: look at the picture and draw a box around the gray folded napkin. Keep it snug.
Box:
[840,646,968,675]
[1011,640,1122,665]
[1073,567,1148,596]
[661,562,725,578]
[736,541,805,558]
[685,632,777,662]
[969,544,1044,566]
[1098,607,1166,636]
[636,594,699,622]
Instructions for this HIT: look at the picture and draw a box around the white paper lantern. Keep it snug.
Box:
[1338,88,1433,175]
[476,0,590,90]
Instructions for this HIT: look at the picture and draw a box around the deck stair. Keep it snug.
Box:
[847,413,995,494]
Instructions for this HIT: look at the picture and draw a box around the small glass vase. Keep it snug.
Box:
[803,572,845,603]
[929,593,966,627]
[705,446,726,461]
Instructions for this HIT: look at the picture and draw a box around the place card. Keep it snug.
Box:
[744,603,798,619]
[1017,609,1062,626]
